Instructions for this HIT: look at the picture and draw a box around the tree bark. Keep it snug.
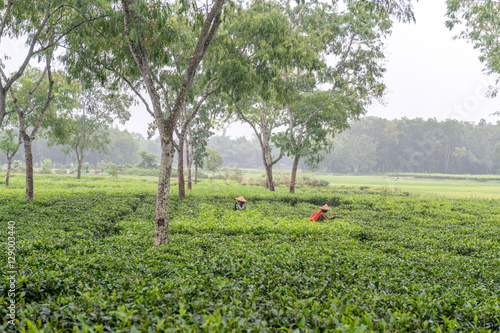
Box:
[75,145,82,179]
[77,159,82,179]
[5,157,13,186]
[289,155,300,194]
[186,135,193,190]
[155,132,175,246]
[23,137,34,201]
[265,163,275,191]
[0,93,6,129]
[194,164,198,185]
[187,155,192,190]
[177,138,186,200]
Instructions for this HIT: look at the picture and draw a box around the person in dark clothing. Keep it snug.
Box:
[234,196,247,210]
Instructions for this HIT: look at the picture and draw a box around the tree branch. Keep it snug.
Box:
[0,0,14,44]
[170,0,224,122]
[4,0,52,92]
[30,60,54,140]
[182,77,220,135]
[121,0,163,121]
[234,102,264,149]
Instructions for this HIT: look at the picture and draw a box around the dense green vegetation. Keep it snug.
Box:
[4,116,500,178]
[1,176,499,331]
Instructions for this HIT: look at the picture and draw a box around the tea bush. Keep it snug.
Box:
[0,175,499,332]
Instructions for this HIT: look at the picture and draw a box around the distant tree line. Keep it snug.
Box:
[209,117,500,175]
[3,117,499,177]
[319,117,500,175]
[0,127,160,168]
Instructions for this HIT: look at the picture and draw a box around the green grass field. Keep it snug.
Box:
[0,174,499,332]
[237,169,500,199]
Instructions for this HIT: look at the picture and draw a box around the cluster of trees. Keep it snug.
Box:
[321,117,500,175]
[204,117,500,175]
[0,127,158,169]
[1,0,498,245]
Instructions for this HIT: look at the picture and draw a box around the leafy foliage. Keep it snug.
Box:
[446,0,500,91]
[138,150,159,169]
[0,176,499,331]
[203,147,224,173]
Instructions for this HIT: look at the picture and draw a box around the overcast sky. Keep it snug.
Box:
[3,0,499,139]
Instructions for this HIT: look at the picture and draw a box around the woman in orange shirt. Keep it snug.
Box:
[309,204,336,222]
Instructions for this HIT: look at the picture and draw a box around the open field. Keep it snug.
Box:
[317,175,500,199]
[236,169,500,199]
[0,174,499,332]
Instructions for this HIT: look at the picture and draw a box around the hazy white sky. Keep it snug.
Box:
[2,0,499,139]
[366,0,499,125]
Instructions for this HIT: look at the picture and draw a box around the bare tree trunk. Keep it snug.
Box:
[0,93,6,129]
[5,157,13,186]
[186,136,193,190]
[177,138,186,200]
[444,150,451,174]
[265,162,275,191]
[75,146,82,179]
[187,160,192,190]
[23,137,34,201]
[289,155,300,194]
[77,159,82,179]
[194,164,198,185]
[155,135,175,246]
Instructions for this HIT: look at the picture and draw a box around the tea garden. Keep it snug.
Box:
[0,175,499,332]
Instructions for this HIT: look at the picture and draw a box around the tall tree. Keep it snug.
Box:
[175,78,220,199]
[6,62,54,200]
[0,0,104,128]
[234,99,285,191]
[63,0,225,245]
[270,1,391,193]
[223,0,318,191]
[185,97,224,187]
[338,133,377,175]
[50,86,132,179]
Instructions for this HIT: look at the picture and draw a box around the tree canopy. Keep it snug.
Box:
[446,0,500,96]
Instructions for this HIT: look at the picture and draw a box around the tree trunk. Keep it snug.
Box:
[23,137,34,201]
[155,135,175,246]
[194,164,198,185]
[265,163,275,191]
[5,157,13,186]
[187,163,192,190]
[289,155,300,194]
[77,159,82,179]
[0,92,6,129]
[177,138,186,200]
[260,136,275,191]
[186,137,193,190]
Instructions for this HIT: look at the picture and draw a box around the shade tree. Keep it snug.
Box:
[0,0,105,128]
[5,62,54,200]
[50,85,132,179]
[220,0,319,191]
[270,1,392,193]
[62,0,227,245]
